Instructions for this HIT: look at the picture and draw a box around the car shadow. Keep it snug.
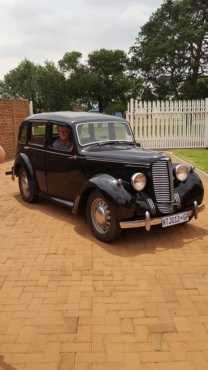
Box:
[14,194,208,257]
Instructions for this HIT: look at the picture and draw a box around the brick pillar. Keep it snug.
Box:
[0,99,29,159]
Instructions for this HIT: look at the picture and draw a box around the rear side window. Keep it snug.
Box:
[52,124,59,135]
[19,124,27,144]
[29,123,46,146]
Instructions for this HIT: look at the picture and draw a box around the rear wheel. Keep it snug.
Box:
[18,167,38,203]
[86,190,121,242]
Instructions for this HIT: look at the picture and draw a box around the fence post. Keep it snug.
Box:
[205,98,208,148]
[129,98,135,133]
[29,101,34,115]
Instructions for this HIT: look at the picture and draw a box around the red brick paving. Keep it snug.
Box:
[0,161,208,370]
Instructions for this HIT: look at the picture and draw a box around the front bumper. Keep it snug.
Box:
[120,201,205,230]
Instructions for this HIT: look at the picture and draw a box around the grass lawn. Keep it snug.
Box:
[172,149,208,172]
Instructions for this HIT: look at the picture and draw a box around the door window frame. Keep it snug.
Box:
[18,122,28,145]
[28,121,47,148]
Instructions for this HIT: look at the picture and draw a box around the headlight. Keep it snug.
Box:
[131,172,147,191]
[175,164,190,182]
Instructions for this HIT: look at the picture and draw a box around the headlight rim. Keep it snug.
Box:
[175,164,190,182]
[131,172,147,192]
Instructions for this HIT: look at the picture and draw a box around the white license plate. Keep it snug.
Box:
[162,212,189,228]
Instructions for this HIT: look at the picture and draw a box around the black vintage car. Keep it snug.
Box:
[7,111,205,242]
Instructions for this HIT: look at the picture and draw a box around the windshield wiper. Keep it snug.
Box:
[108,141,135,145]
[87,141,134,148]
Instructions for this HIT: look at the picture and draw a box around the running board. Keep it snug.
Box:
[48,196,74,208]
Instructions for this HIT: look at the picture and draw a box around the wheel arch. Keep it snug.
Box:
[73,173,134,215]
[14,153,34,179]
[75,185,96,215]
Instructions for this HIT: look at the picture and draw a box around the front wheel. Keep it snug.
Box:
[18,167,38,203]
[86,190,121,243]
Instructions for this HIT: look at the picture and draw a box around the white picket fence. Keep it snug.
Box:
[126,98,208,149]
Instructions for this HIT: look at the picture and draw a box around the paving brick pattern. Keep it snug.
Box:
[0,162,208,370]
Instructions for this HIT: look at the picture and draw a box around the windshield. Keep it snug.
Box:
[76,121,134,146]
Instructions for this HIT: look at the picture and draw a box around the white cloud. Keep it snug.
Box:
[0,0,162,78]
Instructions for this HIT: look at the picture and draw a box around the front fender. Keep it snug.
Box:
[14,153,34,179]
[89,174,133,206]
[176,170,204,208]
[73,174,136,216]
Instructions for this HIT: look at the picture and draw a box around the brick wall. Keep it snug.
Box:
[0,99,29,159]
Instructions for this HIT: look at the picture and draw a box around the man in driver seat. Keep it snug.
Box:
[53,126,74,152]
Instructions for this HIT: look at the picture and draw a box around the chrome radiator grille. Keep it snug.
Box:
[152,159,174,214]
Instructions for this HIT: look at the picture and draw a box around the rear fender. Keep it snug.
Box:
[14,153,34,179]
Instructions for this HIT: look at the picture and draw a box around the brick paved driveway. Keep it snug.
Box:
[0,161,208,370]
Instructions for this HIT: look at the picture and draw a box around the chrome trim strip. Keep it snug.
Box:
[120,203,205,230]
[194,200,199,218]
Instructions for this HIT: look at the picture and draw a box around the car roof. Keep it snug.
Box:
[26,111,125,125]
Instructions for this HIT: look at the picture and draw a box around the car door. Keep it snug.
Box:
[27,121,47,193]
[45,123,83,201]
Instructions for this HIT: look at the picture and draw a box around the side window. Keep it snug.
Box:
[29,123,46,146]
[52,124,59,138]
[50,124,74,153]
[18,124,27,144]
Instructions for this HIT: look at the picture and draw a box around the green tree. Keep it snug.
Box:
[2,60,66,112]
[0,80,8,96]
[3,59,38,102]
[130,0,208,99]
[58,51,82,73]
[1,49,135,114]
[87,48,131,112]
[59,48,133,113]
[59,52,92,108]
[36,62,66,112]
[181,76,208,98]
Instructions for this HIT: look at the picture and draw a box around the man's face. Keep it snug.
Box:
[58,127,70,143]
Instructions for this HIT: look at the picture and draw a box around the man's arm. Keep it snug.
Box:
[0,145,6,163]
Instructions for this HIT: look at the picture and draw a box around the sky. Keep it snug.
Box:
[0,0,162,78]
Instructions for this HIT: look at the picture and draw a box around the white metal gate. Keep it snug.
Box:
[126,98,208,149]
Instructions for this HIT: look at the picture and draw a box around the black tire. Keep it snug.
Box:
[18,167,38,203]
[86,190,121,243]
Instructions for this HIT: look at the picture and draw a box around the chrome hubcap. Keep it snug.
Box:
[20,170,30,198]
[91,198,111,234]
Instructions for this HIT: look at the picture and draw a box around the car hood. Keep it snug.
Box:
[82,147,168,167]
